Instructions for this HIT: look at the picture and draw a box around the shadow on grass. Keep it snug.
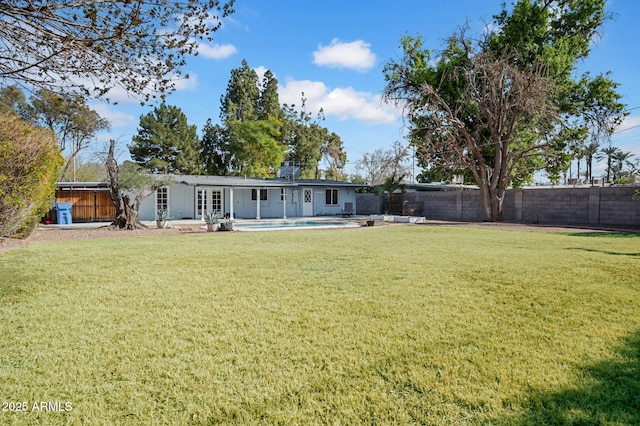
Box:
[566,232,640,238]
[508,331,640,425]
[566,248,640,258]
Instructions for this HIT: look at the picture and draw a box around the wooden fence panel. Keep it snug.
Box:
[53,189,116,222]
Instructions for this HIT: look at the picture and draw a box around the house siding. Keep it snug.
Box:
[136,178,359,221]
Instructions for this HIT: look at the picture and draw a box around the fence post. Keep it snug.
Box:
[588,187,600,225]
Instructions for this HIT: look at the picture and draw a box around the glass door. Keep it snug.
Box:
[196,188,223,219]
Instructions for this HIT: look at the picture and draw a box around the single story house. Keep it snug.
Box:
[136,175,364,221]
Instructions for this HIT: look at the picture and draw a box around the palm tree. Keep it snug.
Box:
[574,147,586,183]
[611,150,634,183]
[376,173,407,202]
[597,145,621,183]
[584,141,600,182]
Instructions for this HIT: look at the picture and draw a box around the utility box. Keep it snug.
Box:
[56,202,73,224]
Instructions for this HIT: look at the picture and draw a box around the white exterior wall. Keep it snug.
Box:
[170,184,194,219]
[137,192,155,221]
[312,187,356,216]
[231,188,300,219]
[137,183,194,221]
[138,184,357,221]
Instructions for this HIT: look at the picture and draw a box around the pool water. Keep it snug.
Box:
[235,219,359,231]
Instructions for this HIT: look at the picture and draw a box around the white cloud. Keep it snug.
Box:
[616,114,640,133]
[313,39,376,72]
[173,74,199,91]
[253,66,271,88]
[94,72,199,105]
[196,41,237,59]
[90,104,137,129]
[279,79,398,125]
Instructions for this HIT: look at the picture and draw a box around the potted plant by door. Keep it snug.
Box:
[204,211,221,232]
[155,209,170,229]
[220,216,234,231]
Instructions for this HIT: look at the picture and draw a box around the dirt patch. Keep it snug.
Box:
[1,220,635,254]
[0,224,207,254]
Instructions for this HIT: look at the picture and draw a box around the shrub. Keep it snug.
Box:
[0,112,63,239]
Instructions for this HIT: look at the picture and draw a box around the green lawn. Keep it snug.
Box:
[1,225,639,425]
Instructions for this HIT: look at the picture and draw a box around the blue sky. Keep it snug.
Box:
[92,0,640,181]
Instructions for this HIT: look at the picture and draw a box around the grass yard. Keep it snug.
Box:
[1,225,639,425]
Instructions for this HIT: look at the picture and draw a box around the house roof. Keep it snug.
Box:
[56,182,111,190]
[56,176,366,190]
[405,182,479,191]
[168,175,365,189]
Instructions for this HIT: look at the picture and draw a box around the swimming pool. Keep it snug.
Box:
[234,218,360,231]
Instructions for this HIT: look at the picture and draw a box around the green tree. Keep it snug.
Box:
[598,145,620,183]
[611,150,634,184]
[227,117,285,177]
[1,87,110,181]
[258,70,282,121]
[489,0,625,179]
[584,141,600,182]
[130,104,200,174]
[563,72,626,182]
[383,0,624,221]
[321,130,347,181]
[74,159,107,182]
[31,89,110,181]
[212,61,348,178]
[0,85,32,120]
[281,101,324,178]
[281,95,347,180]
[217,60,286,176]
[200,119,231,175]
[0,0,234,103]
[220,59,260,122]
[0,111,63,239]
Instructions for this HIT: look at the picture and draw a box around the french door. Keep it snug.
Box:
[196,188,223,219]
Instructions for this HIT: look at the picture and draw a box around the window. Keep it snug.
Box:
[156,187,168,211]
[280,188,287,201]
[325,188,338,205]
[251,188,268,201]
[197,190,206,215]
[211,190,222,212]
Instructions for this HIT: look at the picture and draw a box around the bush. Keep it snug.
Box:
[0,112,63,239]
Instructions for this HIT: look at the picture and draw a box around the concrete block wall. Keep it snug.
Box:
[355,193,382,215]
[361,186,640,228]
[519,188,591,224]
[401,191,485,221]
[598,187,640,226]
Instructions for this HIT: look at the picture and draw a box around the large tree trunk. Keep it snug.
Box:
[105,139,152,230]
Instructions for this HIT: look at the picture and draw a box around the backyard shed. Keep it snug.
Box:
[49,182,116,223]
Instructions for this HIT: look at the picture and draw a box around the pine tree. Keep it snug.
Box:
[220,59,260,122]
[130,104,200,174]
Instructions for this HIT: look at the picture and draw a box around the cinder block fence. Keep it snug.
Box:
[357,186,640,228]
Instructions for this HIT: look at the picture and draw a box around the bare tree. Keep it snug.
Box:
[355,141,411,186]
[30,89,110,180]
[385,48,558,221]
[0,1,234,103]
[105,139,166,230]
